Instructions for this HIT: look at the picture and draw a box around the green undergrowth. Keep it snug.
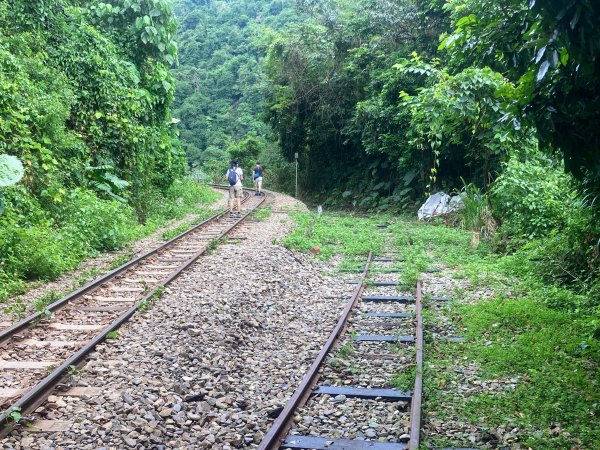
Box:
[390,221,599,449]
[283,212,386,260]
[250,206,272,222]
[285,211,598,447]
[0,181,220,308]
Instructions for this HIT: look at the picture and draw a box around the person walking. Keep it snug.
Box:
[225,160,244,215]
[252,162,265,196]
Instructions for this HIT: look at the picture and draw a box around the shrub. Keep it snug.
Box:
[142,179,221,221]
[11,226,82,280]
[58,189,138,252]
[455,183,496,237]
[491,154,573,240]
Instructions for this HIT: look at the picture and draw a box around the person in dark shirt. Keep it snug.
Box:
[252,162,265,196]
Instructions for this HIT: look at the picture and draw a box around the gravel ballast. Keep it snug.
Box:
[2,192,360,450]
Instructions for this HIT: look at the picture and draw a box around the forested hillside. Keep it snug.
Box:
[171,0,599,352]
[0,0,216,303]
[171,0,300,177]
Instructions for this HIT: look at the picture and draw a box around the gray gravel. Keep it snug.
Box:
[2,191,360,449]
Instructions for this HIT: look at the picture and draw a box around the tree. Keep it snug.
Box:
[440,0,600,189]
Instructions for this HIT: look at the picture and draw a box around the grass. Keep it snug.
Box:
[109,251,135,270]
[391,366,416,392]
[283,212,387,260]
[251,206,272,222]
[105,331,119,340]
[390,220,600,449]
[287,211,599,449]
[336,342,354,359]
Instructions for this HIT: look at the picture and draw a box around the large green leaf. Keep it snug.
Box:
[0,154,24,187]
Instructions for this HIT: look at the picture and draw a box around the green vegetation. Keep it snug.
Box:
[336,342,354,360]
[287,211,598,448]
[109,251,135,270]
[283,212,385,260]
[0,180,219,304]
[171,0,301,190]
[395,219,598,449]
[390,366,416,393]
[250,207,272,222]
[256,0,599,334]
[0,1,222,307]
[105,330,119,340]
[151,285,166,301]
[2,406,23,425]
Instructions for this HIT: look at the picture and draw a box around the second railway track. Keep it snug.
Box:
[257,223,459,450]
[258,242,426,449]
[0,185,267,434]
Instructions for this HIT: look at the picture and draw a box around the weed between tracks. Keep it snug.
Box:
[283,212,386,260]
[286,212,599,449]
[138,285,166,313]
[105,331,119,340]
[250,206,272,222]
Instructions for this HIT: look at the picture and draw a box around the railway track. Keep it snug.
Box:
[0,185,267,435]
[258,243,427,449]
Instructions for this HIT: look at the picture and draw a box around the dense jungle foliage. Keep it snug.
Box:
[171,0,302,188]
[171,0,599,348]
[0,0,218,303]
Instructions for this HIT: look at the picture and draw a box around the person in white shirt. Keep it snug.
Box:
[225,160,244,215]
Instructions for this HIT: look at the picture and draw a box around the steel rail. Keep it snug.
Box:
[258,252,374,450]
[408,280,424,450]
[0,186,253,345]
[0,188,266,434]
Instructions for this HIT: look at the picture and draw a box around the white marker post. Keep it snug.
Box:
[294,152,299,199]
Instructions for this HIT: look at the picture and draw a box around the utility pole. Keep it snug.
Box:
[294,152,298,198]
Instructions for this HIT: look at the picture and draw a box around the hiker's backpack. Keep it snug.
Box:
[227,168,238,186]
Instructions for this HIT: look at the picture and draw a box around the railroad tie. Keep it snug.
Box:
[353,334,415,343]
[0,360,59,370]
[75,306,129,313]
[430,296,452,302]
[0,388,27,401]
[313,385,411,402]
[363,312,414,319]
[372,258,404,262]
[92,296,137,303]
[281,436,408,449]
[48,323,104,331]
[108,286,144,293]
[20,339,81,348]
[133,271,171,277]
[26,420,73,433]
[362,295,415,303]
[123,278,160,284]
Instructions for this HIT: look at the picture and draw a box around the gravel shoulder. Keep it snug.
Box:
[3,191,358,449]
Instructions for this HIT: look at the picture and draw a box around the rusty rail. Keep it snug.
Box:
[258,252,373,450]
[0,186,266,434]
[408,280,424,450]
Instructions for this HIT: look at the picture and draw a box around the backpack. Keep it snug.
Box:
[227,168,238,186]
